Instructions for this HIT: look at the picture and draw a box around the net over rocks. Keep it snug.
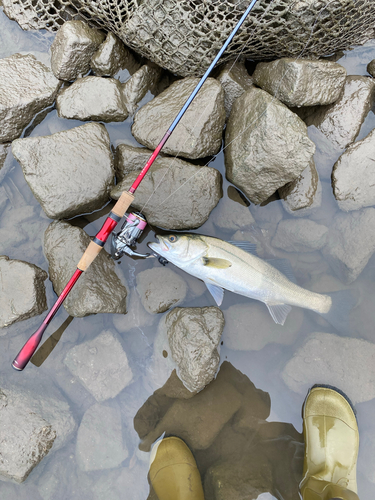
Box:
[2,0,375,77]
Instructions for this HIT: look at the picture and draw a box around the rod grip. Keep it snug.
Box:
[112,191,134,218]
[77,240,103,272]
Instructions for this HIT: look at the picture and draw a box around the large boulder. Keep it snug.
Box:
[121,63,162,115]
[132,77,225,159]
[0,53,61,143]
[50,20,105,81]
[253,58,346,107]
[90,32,139,77]
[271,219,328,253]
[332,128,375,211]
[111,145,222,229]
[12,123,114,219]
[0,255,47,330]
[225,87,315,204]
[216,60,253,119]
[44,221,127,316]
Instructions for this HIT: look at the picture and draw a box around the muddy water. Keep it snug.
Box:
[1,8,375,500]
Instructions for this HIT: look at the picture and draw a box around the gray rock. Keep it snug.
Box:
[211,190,255,233]
[44,221,127,317]
[253,58,346,107]
[12,123,114,219]
[279,160,322,216]
[76,403,128,471]
[111,145,222,230]
[0,53,61,143]
[271,219,328,253]
[225,87,315,205]
[307,125,344,180]
[216,60,253,119]
[51,20,105,81]
[165,306,225,392]
[332,128,375,211]
[367,59,375,77]
[132,77,225,159]
[122,63,162,115]
[0,255,47,329]
[322,208,375,284]
[0,144,10,170]
[112,290,156,333]
[305,76,375,149]
[136,267,188,314]
[90,32,138,77]
[282,332,375,404]
[0,384,76,483]
[56,76,128,122]
[64,330,133,402]
[223,302,303,351]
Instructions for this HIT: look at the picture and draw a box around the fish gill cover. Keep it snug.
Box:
[1,0,375,77]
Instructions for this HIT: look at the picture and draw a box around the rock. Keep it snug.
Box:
[305,76,375,149]
[0,144,10,170]
[216,60,253,119]
[282,332,375,404]
[0,255,47,329]
[0,383,76,483]
[90,32,138,77]
[64,330,133,402]
[112,290,156,333]
[211,191,255,233]
[132,77,225,159]
[307,125,344,180]
[322,208,375,284]
[0,53,61,143]
[367,59,375,77]
[332,128,375,211]
[12,123,114,219]
[252,58,346,107]
[76,403,128,471]
[136,267,188,314]
[249,200,284,229]
[225,87,315,205]
[122,63,162,115]
[56,76,128,122]
[44,221,127,317]
[50,20,105,81]
[223,302,303,351]
[91,462,149,500]
[271,219,328,253]
[279,160,322,216]
[165,306,225,392]
[111,145,222,229]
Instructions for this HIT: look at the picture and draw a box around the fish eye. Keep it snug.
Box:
[168,235,178,243]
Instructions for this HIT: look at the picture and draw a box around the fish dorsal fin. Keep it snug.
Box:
[202,257,232,269]
[265,303,292,325]
[266,258,297,284]
[228,241,258,256]
[205,282,225,306]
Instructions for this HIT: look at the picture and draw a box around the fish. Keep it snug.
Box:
[148,233,357,331]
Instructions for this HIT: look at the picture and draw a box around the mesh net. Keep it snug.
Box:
[2,0,375,76]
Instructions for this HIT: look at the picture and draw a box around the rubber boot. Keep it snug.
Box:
[149,436,205,500]
[300,385,360,500]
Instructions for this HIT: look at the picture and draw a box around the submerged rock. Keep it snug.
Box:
[253,58,346,107]
[132,77,225,159]
[90,32,138,77]
[225,87,315,204]
[271,219,328,253]
[76,403,128,471]
[211,189,255,233]
[111,145,222,229]
[122,63,162,115]
[56,76,128,122]
[165,306,225,392]
[282,332,375,404]
[305,76,375,149]
[44,221,127,316]
[216,60,253,119]
[322,208,375,284]
[0,53,61,143]
[12,123,114,219]
[51,20,105,81]
[64,330,133,402]
[0,256,47,329]
[332,128,375,211]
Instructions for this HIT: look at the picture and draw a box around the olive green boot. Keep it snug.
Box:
[149,436,205,500]
[300,385,360,500]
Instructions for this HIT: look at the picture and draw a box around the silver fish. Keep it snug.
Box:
[148,233,356,331]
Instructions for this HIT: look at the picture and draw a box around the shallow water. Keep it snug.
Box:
[1,8,375,499]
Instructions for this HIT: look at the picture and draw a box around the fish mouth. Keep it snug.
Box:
[147,235,170,254]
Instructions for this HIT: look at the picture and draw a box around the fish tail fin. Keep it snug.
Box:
[318,289,358,334]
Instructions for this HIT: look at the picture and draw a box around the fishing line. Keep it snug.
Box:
[149,0,338,213]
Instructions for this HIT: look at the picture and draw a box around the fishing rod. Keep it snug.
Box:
[12,0,258,371]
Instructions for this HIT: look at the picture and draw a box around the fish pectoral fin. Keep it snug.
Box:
[265,302,292,325]
[202,257,232,269]
[205,282,225,306]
